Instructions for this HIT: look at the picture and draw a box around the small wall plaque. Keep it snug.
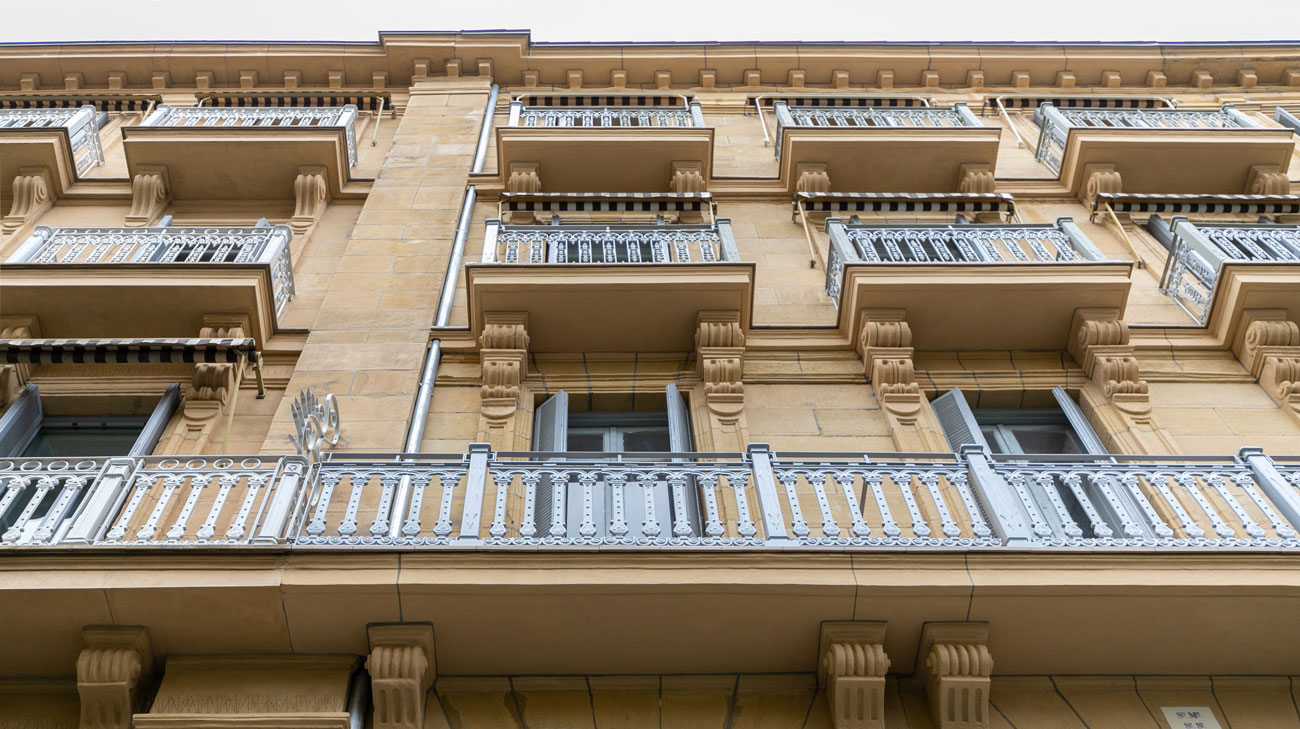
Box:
[1161,707,1223,729]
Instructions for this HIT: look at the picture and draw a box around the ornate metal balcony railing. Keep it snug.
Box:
[140,104,358,166]
[823,218,1108,303]
[4,446,1300,551]
[1033,104,1258,174]
[1158,219,1300,324]
[482,219,740,264]
[506,99,706,128]
[0,105,104,173]
[6,222,297,314]
[773,101,982,156]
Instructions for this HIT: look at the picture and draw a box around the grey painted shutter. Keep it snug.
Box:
[1051,386,1109,456]
[931,388,990,451]
[531,390,568,538]
[665,384,693,453]
[0,385,43,457]
[130,384,182,457]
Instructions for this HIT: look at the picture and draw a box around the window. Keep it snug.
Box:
[531,384,698,540]
[932,386,1108,456]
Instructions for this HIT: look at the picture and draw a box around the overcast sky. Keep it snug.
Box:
[2,0,1298,44]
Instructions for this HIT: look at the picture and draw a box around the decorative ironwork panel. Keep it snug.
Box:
[1034,107,1248,174]
[492,226,724,264]
[144,105,358,166]
[786,107,973,128]
[517,107,697,128]
[0,457,105,545]
[0,106,104,173]
[1160,224,1300,324]
[843,225,1083,264]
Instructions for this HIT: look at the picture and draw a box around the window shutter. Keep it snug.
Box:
[665,384,693,453]
[532,390,569,451]
[931,388,990,451]
[0,384,43,457]
[1051,386,1110,456]
[130,384,182,457]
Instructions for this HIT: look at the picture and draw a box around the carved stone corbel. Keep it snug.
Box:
[291,164,329,235]
[367,623,436,729]
[1245,165,1290,195]
[819,622,889,729]
[508,162,542,194]
[125,166,170,227]
[956,164,995,194]
[1239,315,1300,422]
[1079,163,1121,204]
[477,313,529,449]
[918,623,992,729]
[77,626,153,729]
[2,166,53,234]
[796,163,831,194]
[694,311,749,451]
[155,318,246,455]
[858,310,948,452]
[0,318,36,407]
[669,161,706,194]
[1067,308,1179,454]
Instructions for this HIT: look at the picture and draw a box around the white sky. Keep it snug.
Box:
[2,0,1298,44]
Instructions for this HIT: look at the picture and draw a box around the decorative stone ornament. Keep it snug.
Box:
[1239,315,1300,423]
[3,166,53,234]
[367,623,436,729]
[77,625,153,729]
[125,166,170,227]
[918,622,993,729]
[291,164,329,234]
[858,310,949,452]
[818,622,889,729]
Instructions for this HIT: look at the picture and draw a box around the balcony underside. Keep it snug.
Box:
[778,127,1001,193]
[121,127,356,200]
[839,263,1134,350]
[1203,263,1300,348]
[1058,128,1296,195]
[2,552,1297,679]
[495,127,714,192]
[0,265,280,346]
[0,130,82,203]
[464,263,754,352]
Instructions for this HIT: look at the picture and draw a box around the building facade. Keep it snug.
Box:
[1,33,1300,728]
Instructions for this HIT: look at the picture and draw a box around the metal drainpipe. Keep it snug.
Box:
[389,84,498,537]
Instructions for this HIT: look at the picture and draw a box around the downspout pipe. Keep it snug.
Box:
[390,84,497,535]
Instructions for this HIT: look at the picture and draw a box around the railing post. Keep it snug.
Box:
[1277,107,1300,134]
[1239,447,1300,532]
[746,443,789,542]
[953,102,981,127]
[140,104,170,127]
[6,227,53,263]
[254,457,310,544]
[458,443,492,540]
[773,101,795,155]
[689,100,706,127]
[1056,217,1107,261]
[482,219,501,263]
[507,100,523,127]
[958,445,1034,546]
[61,458,138,544]
[716,218,740,262]
[1170,217,1229,267]
[1220,104,1257,128]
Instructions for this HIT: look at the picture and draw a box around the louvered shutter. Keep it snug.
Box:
[129,384,181,457]
[663,384,700,538]
[531,391,569,539]
[1051,387,1110,456]
[931,388,990,451]
[0,385,43,457]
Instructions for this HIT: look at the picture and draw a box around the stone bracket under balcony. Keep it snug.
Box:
[0,224,294,348]
[0,105,104,210]
[773,101,1001,193]
[825,218,1133,350]
[1034,104,1296,196]
[496,98,713,193]
[121,104,362,203]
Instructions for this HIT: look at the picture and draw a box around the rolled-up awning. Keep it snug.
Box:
[0,338,257,365]
[1092,193,1300,217]
[0,93,163,112]
[753,95,930,108]
[500,192,713,214]
[194,90,391,111]
[795,192,1016,216]
[983,95,1172,113]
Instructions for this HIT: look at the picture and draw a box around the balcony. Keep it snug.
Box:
[0,222,294,345]
[1033,104,1295,194]
[825,219,1132,350]
[0,106,104,199]
[122,104,358,201]
[1160,219,1300,325]
[496,97,713,192]
[2,445,1298,550]
[468,205,752,352]
[772,101,1000,193]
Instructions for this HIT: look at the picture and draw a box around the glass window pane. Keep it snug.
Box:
[619,428,671,452]
[979,425,1005,454]
[1006,425,1083,455]
[565,431,607,452]
[21,427,142,458]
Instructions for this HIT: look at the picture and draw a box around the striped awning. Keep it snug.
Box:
[1,338,257,365]
[501,192,713,214]
[1092,193,1300,217]
[518,94,686,108]
[983,95,1172,114]
[757,96,929,108]
[0,93,163,112]
[795,192,1016,215]
[195,91,391,111]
